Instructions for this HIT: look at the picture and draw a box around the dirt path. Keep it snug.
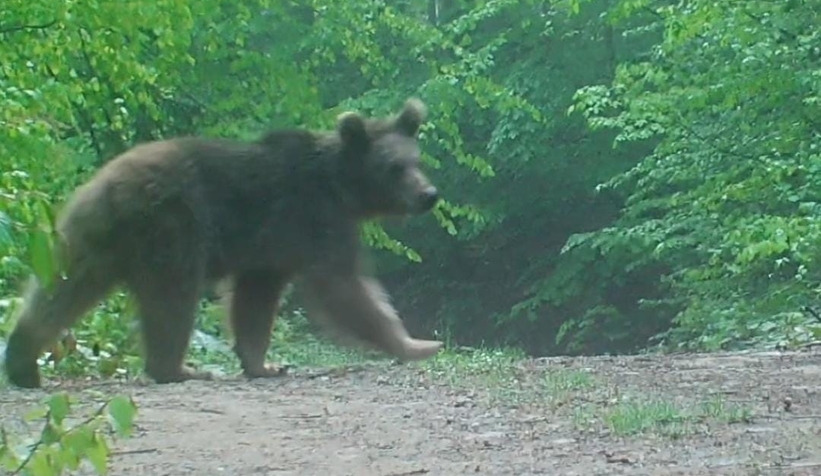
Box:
[3,349,821,475]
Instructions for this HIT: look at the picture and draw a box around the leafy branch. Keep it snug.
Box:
[1,393,138,476]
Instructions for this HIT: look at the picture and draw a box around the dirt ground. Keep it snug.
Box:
[3,349,821,476]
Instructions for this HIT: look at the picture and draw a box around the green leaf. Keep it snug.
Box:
[47,393,71,426]
[28,228,55,290]
[107,396,137,437]
[0,432,21,470]
[27,450,55,476]
[405,248,422,263]
[63,425,96,469]
[24,407,49,422]
[0,211,12,247]
[85,433,110,476]
[41,422,62,445]
[34,198,57,233]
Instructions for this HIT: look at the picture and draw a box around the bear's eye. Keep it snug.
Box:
[388,163,406,178]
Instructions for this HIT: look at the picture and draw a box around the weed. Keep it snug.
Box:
[590,393,755,438]
[699,395,754,424]
[604,398,688,436]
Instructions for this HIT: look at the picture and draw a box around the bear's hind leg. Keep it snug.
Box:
[226,269,290,378]
[5,260,116,388]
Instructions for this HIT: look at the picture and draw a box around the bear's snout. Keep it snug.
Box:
[417,186,439,212]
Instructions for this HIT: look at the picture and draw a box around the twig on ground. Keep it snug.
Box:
[111,448,159,456]
[280,414,324,419]
[304,364,370,379]
[765,462,821,471]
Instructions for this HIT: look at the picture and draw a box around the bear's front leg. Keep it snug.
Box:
[226,270,291,378]
[301,273,443,361]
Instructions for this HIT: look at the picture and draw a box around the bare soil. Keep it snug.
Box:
[3,349,821,475]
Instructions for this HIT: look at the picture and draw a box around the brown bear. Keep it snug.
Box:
[4,98,444,388]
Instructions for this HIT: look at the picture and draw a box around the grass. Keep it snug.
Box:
[412,346,527,384]
[409,347,601,407]
[604,398,689,437]
[413,347,530,403]
[699,394,755,424]
[540,366,596,402]
[573,394,756,438]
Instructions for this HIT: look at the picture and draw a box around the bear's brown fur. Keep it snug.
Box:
[4,98,443,388]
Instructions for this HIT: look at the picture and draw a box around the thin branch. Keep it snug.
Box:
[43,64,104,159]
[76,27,129,158]
[675,112,760,163]
[742,9,798,42]
[0,20,57,35]
[801,305,821,323]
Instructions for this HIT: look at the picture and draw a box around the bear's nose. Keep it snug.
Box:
[420,186,439,210]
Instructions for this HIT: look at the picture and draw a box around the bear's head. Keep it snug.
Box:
[335,98,439,218]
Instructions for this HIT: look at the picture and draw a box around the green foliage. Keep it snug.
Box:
[40,293,144,382]
[564,0,821,350]
[1,393,137,476]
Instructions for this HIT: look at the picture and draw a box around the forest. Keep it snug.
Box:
[2,0,821,375]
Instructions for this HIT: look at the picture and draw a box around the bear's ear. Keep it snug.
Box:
[337,111,369,150]
[395,98,427,137]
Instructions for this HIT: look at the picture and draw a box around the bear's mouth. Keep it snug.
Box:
[412,187,439,214]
